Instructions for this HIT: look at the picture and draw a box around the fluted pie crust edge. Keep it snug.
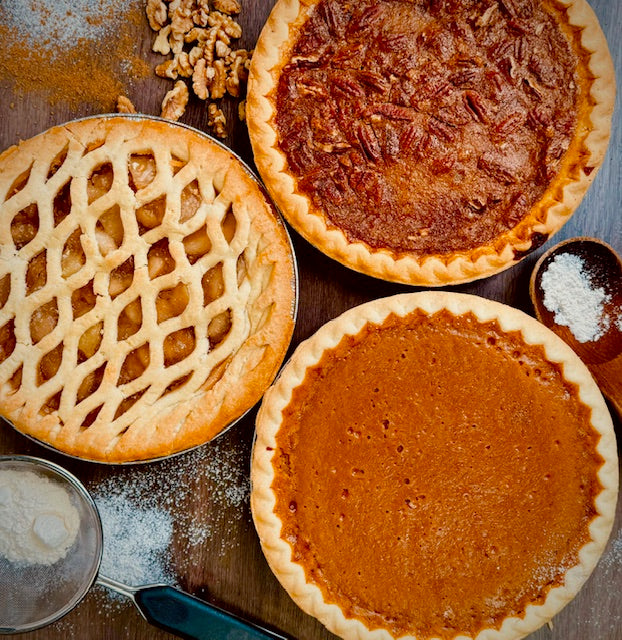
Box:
[251,291,618,640]
[246,0,615,285]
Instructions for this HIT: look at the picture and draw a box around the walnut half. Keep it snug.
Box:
[116,96,137,114]
[161,81,190,122]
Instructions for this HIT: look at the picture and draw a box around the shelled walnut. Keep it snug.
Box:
[116,95,138,114]
[161,80,190,120]
[146,0,251,136]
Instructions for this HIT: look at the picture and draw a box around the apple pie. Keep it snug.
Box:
[0,116,296,463]
[246,0,615,285]
[252,291,618,639]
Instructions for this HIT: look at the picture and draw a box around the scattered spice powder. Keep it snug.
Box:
[0,0,151,110]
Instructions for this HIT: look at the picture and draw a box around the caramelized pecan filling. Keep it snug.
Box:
[273,310,602,638]
[275,0,583,254]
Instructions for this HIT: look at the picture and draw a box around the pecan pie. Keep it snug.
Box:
[252,292,618,640]
[0,116,296,463]
[247,0,615,284]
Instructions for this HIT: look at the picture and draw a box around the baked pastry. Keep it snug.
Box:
[0,116,296,463]
[247,0,615,285]
[252,292,618,639]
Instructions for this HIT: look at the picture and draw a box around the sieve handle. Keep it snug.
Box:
[134,585,289,640]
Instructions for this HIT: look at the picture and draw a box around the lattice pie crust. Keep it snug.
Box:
[0,116,296,463]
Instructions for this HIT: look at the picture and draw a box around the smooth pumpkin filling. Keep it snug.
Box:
[274,0,585,255]
[272,309,602,638]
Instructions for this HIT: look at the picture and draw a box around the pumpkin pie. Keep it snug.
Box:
[251,292,618,639]
[0,116,296,463]
[246,0,615,285]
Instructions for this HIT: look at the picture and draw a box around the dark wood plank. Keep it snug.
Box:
[0,1,620,639]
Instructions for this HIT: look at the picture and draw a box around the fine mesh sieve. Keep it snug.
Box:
[0,456,102,633]
[0,456,288,639]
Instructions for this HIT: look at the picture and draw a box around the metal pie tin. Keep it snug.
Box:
[0,114,299,465]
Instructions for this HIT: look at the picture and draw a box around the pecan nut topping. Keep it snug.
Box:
[274,0,585,255]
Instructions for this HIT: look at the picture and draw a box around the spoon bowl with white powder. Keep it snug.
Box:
[530,237,622,417]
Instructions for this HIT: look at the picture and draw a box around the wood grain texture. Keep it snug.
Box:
[591,356,622,420]
[0,1,620,640]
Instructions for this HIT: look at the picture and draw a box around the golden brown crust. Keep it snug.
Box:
[247,0,615,285]
[251,291,618,640]
[0,115,296,463]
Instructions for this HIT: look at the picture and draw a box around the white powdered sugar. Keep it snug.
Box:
[599,527,622,570]
[95,496,175,588]
[540,252,611,343]
[0,469,80,566]
[89,438,250,601]
[1,0,140,52]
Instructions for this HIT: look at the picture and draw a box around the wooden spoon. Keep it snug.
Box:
[530,237,622,418]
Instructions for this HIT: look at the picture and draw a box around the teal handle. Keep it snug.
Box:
[134,585,288,640]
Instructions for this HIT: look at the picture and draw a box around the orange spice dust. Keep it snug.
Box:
[0,2,151,110]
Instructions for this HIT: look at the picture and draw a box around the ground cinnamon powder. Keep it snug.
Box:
[0,1,151,110]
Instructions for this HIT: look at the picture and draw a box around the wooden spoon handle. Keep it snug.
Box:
[588,353,622,419]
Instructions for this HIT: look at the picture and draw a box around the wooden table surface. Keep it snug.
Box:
[0,1,620,639]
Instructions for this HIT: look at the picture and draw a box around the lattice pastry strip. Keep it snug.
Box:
[0,116,295,462]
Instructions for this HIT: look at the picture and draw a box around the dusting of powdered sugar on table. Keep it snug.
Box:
[86,437,250,615]
[1,0,142,50]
